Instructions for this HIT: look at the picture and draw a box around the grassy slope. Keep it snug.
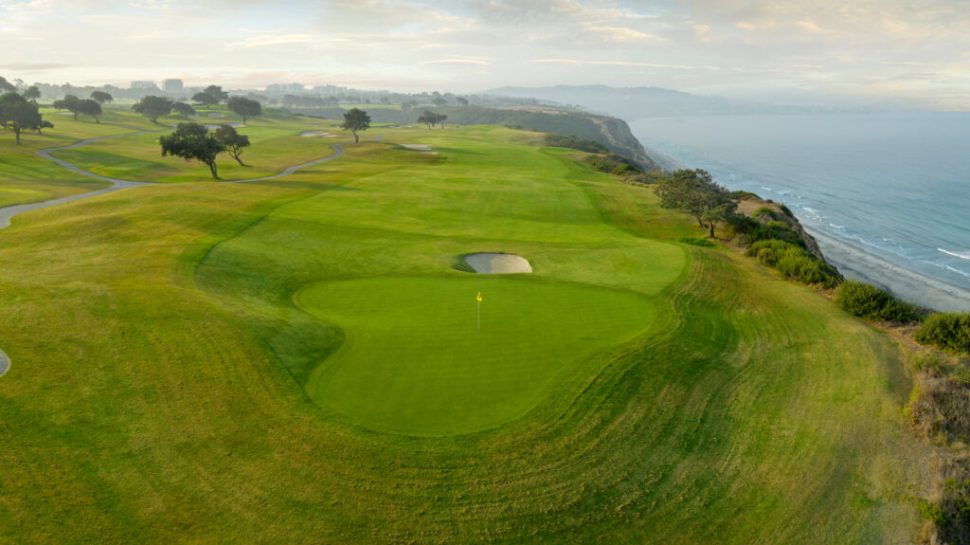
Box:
[0,121,932,543]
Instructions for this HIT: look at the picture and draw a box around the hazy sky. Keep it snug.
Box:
[2,0,969,108]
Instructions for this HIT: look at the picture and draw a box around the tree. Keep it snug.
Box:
[76,99,102,123]
[159,123,226,179]
[340,108,370,144]
[0,76,15,93]
[35,120,54,134]
[203,85,228,104]
[53,94,81,119]
[133,95,174,123]
[192,92,218,105]
[656,169,737,238]
[23,86,40,103]
[456,97,469,106]
[90,91,113,104]
[417,111,435,129]
[214,124,250,166]
[227,96,261,123]
[432,96,447,106]
[417,110,447,129]
[172,102,196,117]
[0,93,43,144]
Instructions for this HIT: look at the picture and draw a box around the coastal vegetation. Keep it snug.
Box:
[747,239,839,288]
[916,312,970,354]
[837,280,920,323]
[655,168,735,238]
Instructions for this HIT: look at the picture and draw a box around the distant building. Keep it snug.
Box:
[130,80,159,91]
[163,79,184,93]
[266,83,306,95]
[312,84,347,94]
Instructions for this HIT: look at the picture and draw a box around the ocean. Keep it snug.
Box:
[630,112,970,312]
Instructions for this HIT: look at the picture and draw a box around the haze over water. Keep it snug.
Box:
[631,112,970,311]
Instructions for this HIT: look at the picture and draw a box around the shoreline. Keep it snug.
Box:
[629,132,969,314]
[806,227,970,312]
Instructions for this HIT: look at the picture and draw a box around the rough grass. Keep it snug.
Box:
[0,121,934,544]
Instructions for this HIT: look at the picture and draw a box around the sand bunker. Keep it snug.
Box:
[205,122,244,130]
[399,144,433,152]
[0,347,9,377]
[301,131,337,138]
[464,253,533,274]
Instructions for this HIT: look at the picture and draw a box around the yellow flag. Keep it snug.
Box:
[476,291,483,303]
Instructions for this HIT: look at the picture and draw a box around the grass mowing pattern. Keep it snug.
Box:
[0,121,933,543]
[297,276,657,435]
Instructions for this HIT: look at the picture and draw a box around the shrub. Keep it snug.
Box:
[544,134,608,153]
[680,237,715,247]
[731,190,759,199]
[752,206,781,221]
[915,312,970,354]
[776,253,840,288]
[732,215,805,247]
[747,239,840,288]
[586,153,641,176]
[837,280,918,322]
[746,239,795,266]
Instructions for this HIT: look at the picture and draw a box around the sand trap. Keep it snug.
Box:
[205,122,244,130]
[399,144,433,152]
[301,130,336,138]
[0,347,9,377]
[464,253,533,274]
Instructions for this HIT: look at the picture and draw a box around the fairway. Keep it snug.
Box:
[298,276,657,434]
[0,110,933,544]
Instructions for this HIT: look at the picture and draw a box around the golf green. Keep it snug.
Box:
[296,276,657,435]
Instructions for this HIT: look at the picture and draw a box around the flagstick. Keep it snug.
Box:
[477,300,481,330]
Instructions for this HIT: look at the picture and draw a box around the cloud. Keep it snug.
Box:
[582,24,661,43]
[0,0,967,107]
[532,58,696,70]
[0,62,71,71]
[423,56,491,66]
[226,33,316,49]
[796,20,825,33]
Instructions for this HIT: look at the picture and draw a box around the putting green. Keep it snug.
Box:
[296,276,657,435]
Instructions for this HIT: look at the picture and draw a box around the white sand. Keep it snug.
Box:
[399,144,433,152]
[205,122,244,130]
[464,253,533,274]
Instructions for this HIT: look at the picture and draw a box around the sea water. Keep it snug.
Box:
[631,112,970,311]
